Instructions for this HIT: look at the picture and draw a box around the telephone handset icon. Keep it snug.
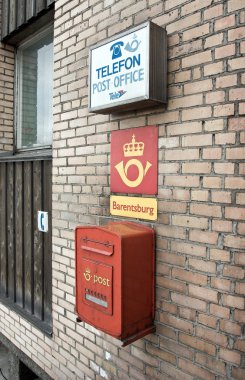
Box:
[110,41,124,60]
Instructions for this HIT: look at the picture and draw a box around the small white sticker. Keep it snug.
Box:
[38,211,48,233]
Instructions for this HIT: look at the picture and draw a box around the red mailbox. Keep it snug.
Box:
[75,221,155,346]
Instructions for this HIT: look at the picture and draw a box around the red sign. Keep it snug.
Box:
[111,126,158,195]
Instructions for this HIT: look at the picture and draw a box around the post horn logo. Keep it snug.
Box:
[115,134,152,188]
[84,268,92,282]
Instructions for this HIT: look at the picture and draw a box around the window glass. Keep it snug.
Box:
[17,29,53,149]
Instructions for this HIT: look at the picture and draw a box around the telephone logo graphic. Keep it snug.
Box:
[115,135,152,188]
[110,41,124,60]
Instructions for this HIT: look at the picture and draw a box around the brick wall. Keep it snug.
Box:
[0,0,245,379]
[0,0,14,152]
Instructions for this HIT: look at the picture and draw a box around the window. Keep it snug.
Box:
[16,27,53,150]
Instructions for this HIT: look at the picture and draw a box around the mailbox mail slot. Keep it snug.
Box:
[75,221,155,346]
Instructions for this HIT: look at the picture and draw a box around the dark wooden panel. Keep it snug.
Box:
[6,162,15,300]
[0,158,52,329]
[1,0,9,38]
[26,0,36,21]
[23,161,33,313]
[8,0,17,33]
[33,161,43,319]
[0,163,7,296]
[43,160,52,324]
[15,162,24,307]
[36,0,46,14]
[17,0,26,28]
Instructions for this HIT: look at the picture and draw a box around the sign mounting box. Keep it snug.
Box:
[88,21,167,114]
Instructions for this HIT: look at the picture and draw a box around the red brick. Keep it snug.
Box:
[225,207,245,219]
[237,222,245,234]
[165,148,199,161]
[204,4,223,20]
[204,61,224,76]
[146,344,176,365]
[210,248,230,262]
[179,333,215,355]
[157,251,185,267]
[164,175,199,187]
[213,103,234,117]
[157,277,187,293]
[220,320,242,336]
[210,304,230,319]
[212,220,232,232]
[190,203,222,217]
[191,190,209,202]
[171,241,206,258]
[198,313,217,329]
[171,292,207,311]
[211,277,231,292]
[228,57,244,71]
[196,326,228,347]
[239,162,245,174]
[215,15,236,31]
[229,87,245,101]
[216,74,237,88]
[182,106,212,121]
[216,44,236,59]
[172,215,208,229]
[203,176,222,189]
[179,358,215,380]
[223,265,244,279]
[167,12,201,35]
[232,367,245,380]
[160,312,194,334]
[234,309,245,323]
[196,353,226,376]
[160,362,194,380]
[205,90,225,104]
[189,284,218,304]
[228,117,245,131]
[214,163,235,174]
[189,258,216,274]
[224,235,245,249]
[203,147,222,160]
[226,177,245,189]
[172,268,207,286]
[173,189,190,201]
[189,230,218,245]
[179,307,196,322]
[239,102,245,116]
[131,346,158,367]
[228,0,245,12]
[160,337,193,360]
[228,26,245,41]
[182,50,212,68]
[219,348,241,365]
[182,134,212,147]
[234,339,245,351]
[234,252,245,265]
[204,33,223,49]
[223,294,244,309]
[204,119,224,132]
[158,201,187,213]
[236,193,245,205]
[184,79,212,95]
[182,162,211,174]
[215,132,236,145]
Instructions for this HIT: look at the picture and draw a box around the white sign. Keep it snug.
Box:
[89,23,149,112]
[38,211,48,233]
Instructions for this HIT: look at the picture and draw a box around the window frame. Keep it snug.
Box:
[15,24,54,153]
